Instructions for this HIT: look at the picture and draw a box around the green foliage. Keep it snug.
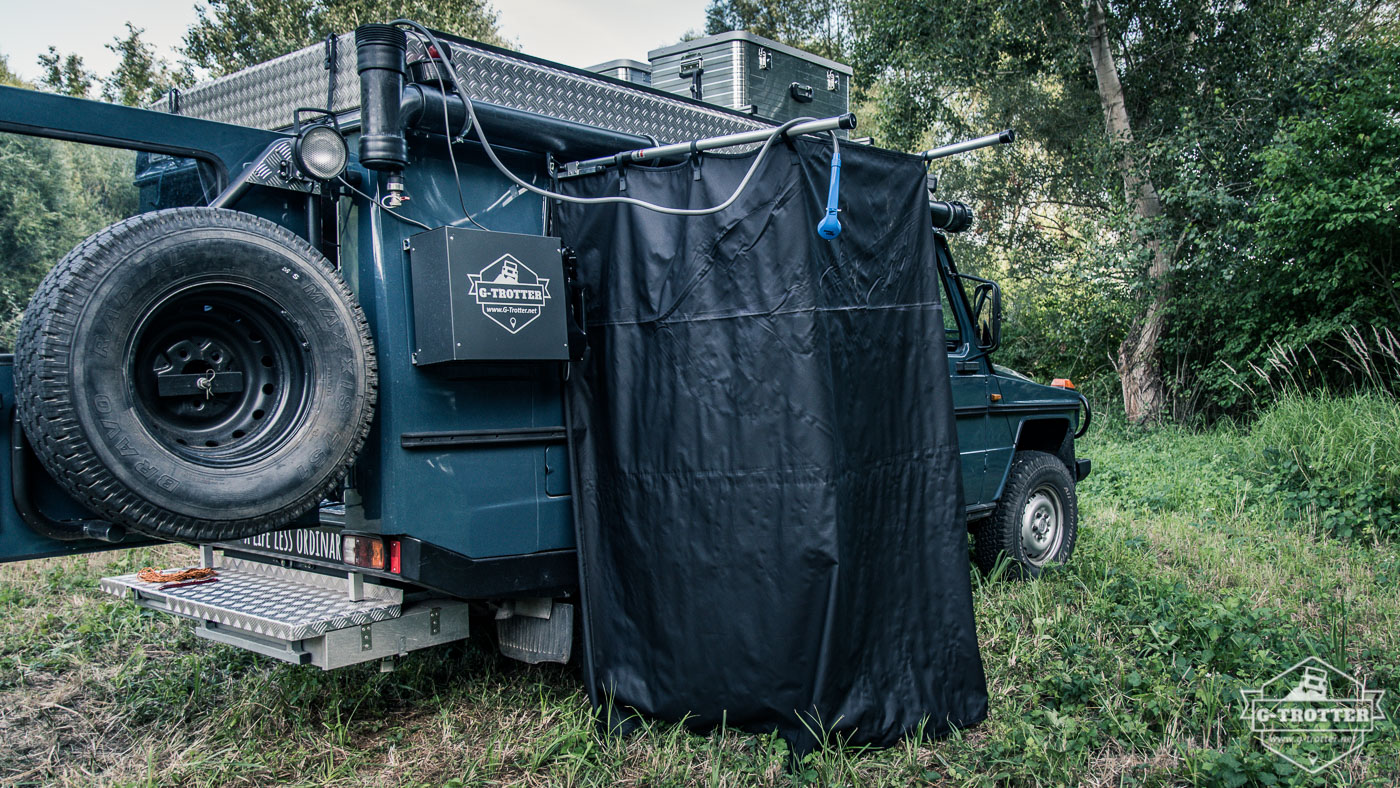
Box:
[0,134,137,349]
[103,23,192,107]
[1089,392,1400,542]
[1164,34,1400,416]
[845,1,1398,417]
[1241,393,1400,540]
[37,47,94,97]
[0,53,20,88]
[703,0,848,60]
[183,0,509,77]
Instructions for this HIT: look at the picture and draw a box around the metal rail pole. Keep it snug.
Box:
[562,113,857,175]
[920,129,1015,161]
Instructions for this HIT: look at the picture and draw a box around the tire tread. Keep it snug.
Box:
[14,208,377,542]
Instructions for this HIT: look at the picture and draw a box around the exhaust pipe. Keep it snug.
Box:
[356,24,408,172]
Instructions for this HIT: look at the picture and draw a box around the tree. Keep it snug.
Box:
[0,132,136,350]
[1251,40,1400,332]
[704,0,848,59]
[1169,36,1400,403]
[103,23,192,107]
[851,0,1393,421]
[1084,0,1167,420]
[184,0,509,77]
[37,48,94,97]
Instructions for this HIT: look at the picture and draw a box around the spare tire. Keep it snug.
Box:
[15,207,376,542]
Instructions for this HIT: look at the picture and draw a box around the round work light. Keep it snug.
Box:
[293,124,349,181]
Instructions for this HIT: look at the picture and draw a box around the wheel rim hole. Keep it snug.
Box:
[133,285,308,467]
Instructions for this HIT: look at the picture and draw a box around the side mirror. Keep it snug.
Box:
[957,274,1001,353]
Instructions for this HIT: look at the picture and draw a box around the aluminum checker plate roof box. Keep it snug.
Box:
[648,31,851,124]
[588,58,652,86]
[157,31,774,145]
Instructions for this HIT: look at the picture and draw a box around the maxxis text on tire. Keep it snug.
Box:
[973,450,1078,579]
[14,207,377,542]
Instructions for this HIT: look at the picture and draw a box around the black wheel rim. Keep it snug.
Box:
[128,281,311,467]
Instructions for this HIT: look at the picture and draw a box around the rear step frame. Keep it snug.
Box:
[101,554,470,670]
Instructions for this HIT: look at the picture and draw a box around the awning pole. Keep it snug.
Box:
[919,129,1016,162]
[561,113,857,176]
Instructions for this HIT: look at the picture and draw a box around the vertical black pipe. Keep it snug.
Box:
[355,24,408,171]
[305,192,322,250]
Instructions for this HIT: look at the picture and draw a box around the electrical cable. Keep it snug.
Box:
[420,40,490,231]
[390,19,813,217]
[336,175,432,231]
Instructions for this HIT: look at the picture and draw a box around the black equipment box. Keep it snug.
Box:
[407,227,569,364]
[648,31,851,124]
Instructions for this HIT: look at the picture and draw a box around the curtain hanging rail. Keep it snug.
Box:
[920,129,1015,161]
[560,113,857,176]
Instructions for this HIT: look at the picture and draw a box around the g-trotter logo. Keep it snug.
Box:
[468,253,550,334]
[1240,656,1385,774]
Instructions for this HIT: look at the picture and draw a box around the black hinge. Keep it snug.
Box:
[563,247,587,362]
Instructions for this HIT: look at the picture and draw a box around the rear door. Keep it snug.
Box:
[0,357,159,561]
[0,87,275,562]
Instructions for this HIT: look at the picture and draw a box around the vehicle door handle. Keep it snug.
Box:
[956,361,980,374]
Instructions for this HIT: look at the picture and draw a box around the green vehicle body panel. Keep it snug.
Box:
[0,86,1085,567]
[933,235,1084,514]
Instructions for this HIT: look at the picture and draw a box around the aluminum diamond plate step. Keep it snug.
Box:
[100,556,402,641]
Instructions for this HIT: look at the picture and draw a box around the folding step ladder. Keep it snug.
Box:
[101,553,470,670]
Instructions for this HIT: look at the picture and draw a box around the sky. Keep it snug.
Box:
[0,0,711,82]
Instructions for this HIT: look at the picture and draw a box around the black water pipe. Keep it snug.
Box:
[356,24,409,171]
[930,200,974,233]
[398,83,656,160]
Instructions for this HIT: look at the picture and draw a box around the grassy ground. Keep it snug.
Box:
[2,414,1398,786]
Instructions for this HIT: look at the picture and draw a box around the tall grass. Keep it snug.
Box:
[1087,389,1400,541]
[1239,392,1400,539]
[1225,324,1400,402]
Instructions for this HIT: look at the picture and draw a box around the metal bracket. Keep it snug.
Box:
[556,159,608,180]
[360,623,372,651]
[430,607,441,635]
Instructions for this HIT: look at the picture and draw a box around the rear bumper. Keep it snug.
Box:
[1075,458,1092,482]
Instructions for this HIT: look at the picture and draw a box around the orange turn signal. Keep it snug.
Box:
[342,534,386,570]
[1051,378,1075,389]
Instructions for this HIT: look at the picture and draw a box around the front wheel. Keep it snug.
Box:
[973,450,1078,579]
